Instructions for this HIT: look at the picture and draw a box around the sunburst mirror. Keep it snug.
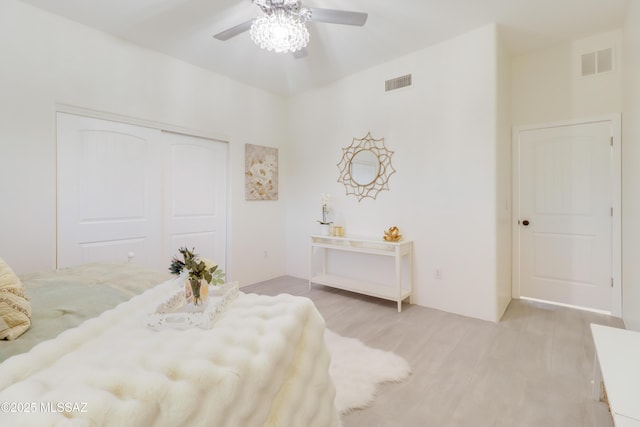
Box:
[337,132,395,201]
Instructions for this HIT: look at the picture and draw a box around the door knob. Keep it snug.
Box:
[522,220,530,226]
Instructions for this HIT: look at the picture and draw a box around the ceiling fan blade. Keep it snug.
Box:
[292,48,308,59]
[213,19,254,41]
[308,8,368,26]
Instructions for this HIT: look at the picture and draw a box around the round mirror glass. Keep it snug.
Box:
[350,149,380,186]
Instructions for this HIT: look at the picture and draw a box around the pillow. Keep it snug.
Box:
[0,257,31,340]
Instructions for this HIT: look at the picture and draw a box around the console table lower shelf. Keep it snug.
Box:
[310,273,412,307]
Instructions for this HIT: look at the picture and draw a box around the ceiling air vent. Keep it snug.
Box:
[581,48,613,77]
[385,74,412,92]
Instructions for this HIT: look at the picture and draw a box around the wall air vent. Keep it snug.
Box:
[385,74,412,92]
[580,48,614,77]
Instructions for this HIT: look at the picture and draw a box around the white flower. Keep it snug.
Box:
[246,159,275,199]
[319,192,332,224]
[262,154,277,170]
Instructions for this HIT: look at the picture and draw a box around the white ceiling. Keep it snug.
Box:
[19,0,629,97]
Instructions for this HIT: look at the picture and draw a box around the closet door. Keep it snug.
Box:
[163,131,227,271]
[57,113,163,269]
[57,113,228,272]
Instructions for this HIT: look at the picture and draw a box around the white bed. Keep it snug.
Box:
[0,265,339,427]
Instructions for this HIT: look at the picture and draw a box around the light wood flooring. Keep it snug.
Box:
[243,276,625,427]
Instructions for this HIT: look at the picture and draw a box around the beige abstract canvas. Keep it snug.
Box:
[245,143,278,200]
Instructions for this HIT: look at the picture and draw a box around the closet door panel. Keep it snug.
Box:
[57,113,163,269]
[164,132,227,271]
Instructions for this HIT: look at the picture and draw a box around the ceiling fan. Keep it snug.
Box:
[213,0,368,56]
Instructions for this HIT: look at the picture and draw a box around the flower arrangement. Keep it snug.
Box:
[169,247,225,305]
[318,192,332,225]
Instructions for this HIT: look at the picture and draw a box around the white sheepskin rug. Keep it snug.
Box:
[325,329,411,413]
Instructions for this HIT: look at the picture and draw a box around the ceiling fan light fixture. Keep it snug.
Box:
[249,9,309,53]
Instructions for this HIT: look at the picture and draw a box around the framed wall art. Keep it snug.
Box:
[245,143,278,201]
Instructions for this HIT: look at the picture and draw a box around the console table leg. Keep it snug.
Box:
[395,247,402,312]
[592,352,602,401]
[409,242,414,304]
[308,239,313,290]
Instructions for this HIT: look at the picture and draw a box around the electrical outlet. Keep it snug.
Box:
[264,250,268,258]
[435,268,442,280]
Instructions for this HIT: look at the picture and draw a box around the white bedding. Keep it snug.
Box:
[0,278,339,427]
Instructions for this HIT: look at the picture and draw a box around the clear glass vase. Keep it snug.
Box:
[184,279,209,310]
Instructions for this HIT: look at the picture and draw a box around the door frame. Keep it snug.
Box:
[512,114,621,316]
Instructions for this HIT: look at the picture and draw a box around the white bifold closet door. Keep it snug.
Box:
[57,112,227,272]
[162,131,227,269]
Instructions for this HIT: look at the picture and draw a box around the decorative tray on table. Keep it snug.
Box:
[147,281,239,331]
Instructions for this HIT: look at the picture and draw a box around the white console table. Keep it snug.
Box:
[591,324,640,427]
[309,235,413,312]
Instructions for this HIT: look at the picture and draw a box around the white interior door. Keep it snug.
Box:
[163,131,227,271]
[514,118,620,313]
[57,113,163,269]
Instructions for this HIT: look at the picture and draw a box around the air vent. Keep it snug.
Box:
[581,48,613,77]
[385,74,412,92]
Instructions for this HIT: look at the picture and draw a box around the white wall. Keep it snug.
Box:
[285,25,505,322]
[512,30,623,126]
[622,2,640,331]
[0,0,288,286]
[495,28,512,320]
